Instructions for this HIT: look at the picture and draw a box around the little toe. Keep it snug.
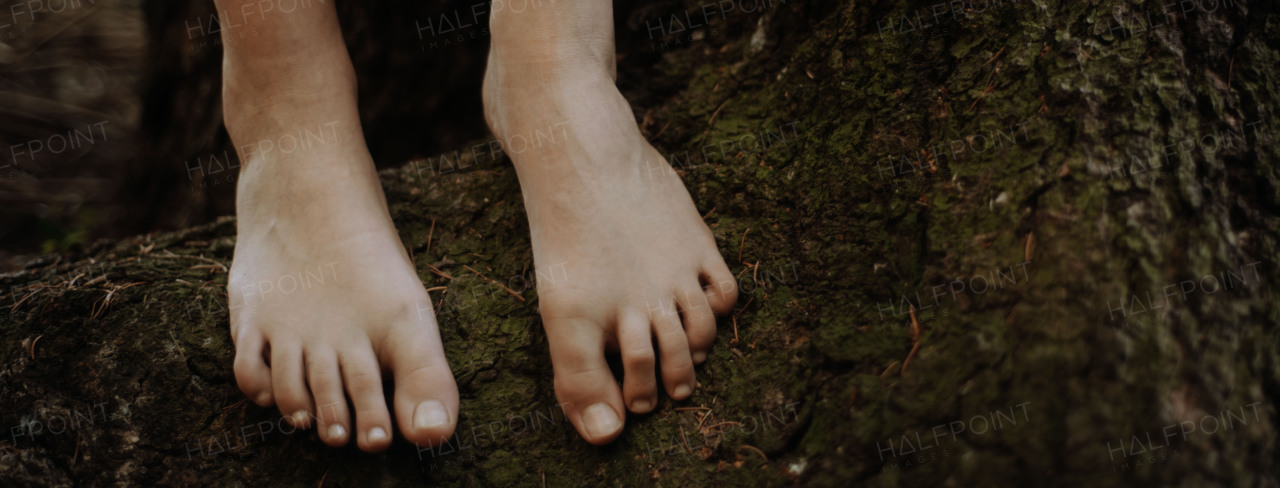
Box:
[339,346,394,452]
[701,258,739,315]
[269,341,314,429]
[651,305,696,401]
[386,317,459,448]
[676,286,716,364]
[617,312,658,413]
[233,331,274,407]
[547,319,626,445]
[306,347,351,447]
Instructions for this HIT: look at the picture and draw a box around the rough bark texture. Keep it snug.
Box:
[2,0,1279,486]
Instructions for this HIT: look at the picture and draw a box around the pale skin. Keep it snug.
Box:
[219,0,739,450]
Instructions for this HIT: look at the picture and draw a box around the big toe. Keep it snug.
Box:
[387,320,459,447]
[547,319,626,445]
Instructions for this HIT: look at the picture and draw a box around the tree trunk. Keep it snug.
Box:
[2,0,1278,486]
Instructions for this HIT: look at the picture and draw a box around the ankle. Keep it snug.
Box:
[233,144,384,240]
[223,70,357,138]
[483,62,613,134]
[220,62,368,199]
[223,80,374,209]
[486,0,616,77]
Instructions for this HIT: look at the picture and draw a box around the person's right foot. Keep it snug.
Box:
[218,1,459,449]
[227,132,460,452]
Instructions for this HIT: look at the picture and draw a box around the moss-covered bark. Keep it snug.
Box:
[3,0,1279,486]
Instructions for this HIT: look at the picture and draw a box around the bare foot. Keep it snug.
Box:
[228,140,459,452]
[483,4,739,445]
[218,0,457,452]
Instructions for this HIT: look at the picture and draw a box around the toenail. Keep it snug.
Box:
[692,351,707,363]
[369,427,388,442]
[673,384,692,399]
[254,391,272,406]
[632,399,652,412]
[414,401,450,429]
[582,403,621,439]
[290,411,310,427]
[327,423,346,441]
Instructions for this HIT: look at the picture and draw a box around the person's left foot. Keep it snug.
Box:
[483,5,739,445]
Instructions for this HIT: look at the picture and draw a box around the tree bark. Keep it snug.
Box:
[2,0,1278,486]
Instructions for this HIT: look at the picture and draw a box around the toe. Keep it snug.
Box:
[269,341,314,429]
[617,312,658,413]
[651,299,696,401]
[385,315,459,448]
[339,345,395,452]
[306,347,352,447]
[676,286,716,364]
[546,319,625,445]
[233,331,274,407]
[701,258,739,315]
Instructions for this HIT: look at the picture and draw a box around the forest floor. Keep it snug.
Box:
[2,1,1279,487]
